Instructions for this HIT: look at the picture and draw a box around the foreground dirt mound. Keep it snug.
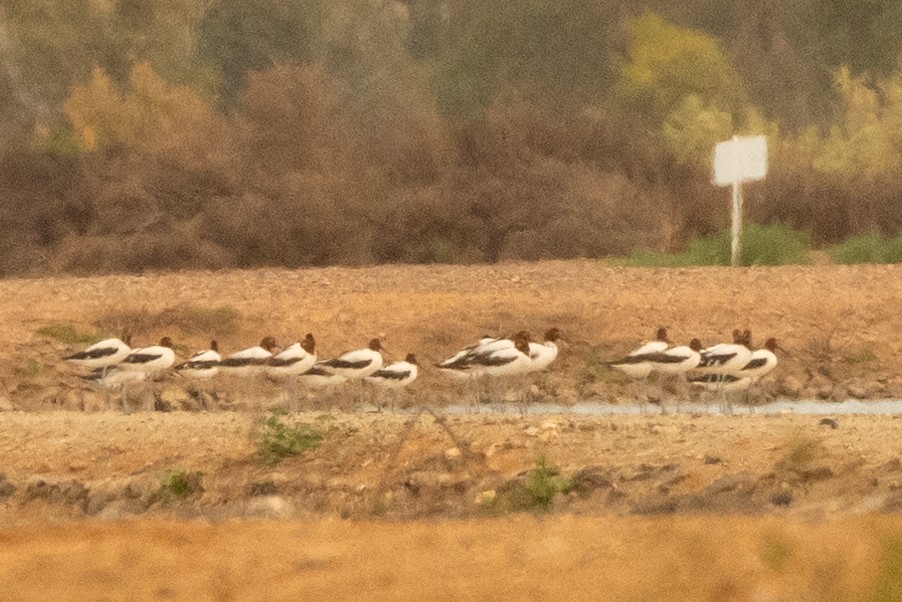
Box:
[2,411,902,523]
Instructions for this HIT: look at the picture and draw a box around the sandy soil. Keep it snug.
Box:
[3,262,902,599]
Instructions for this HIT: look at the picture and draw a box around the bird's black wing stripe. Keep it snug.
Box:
[269,357,303,367]
[123,353,162,364]
[175,360,218,371]
[468,354,517,367]
[688,374,742,384]
[321,359,371,369]
[371,369,411,380]
[742,358,768,370]
[698,352,737,367]
[66,347,117,361]
[438,357,471,370]
[638,352,688,364]
[301,366,333,377]
[221,357,267,367]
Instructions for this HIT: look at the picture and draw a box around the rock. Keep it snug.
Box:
[704,454,722,465]
[485,443,504,458]
[158,386,192,411]
[569,467,612,497]
[658,473,689,493]
[631,498,679,515]
[475,489,496,505]
[524,426,540,437]
[704,473,750,496]
[819,418,839,429]
[779,376,803,398]
[246,495,295,518]
[404,471,455,490]
[794,466,834,482]
[847,385,868,399]
[444,447,462,461]
[0,473,16,499]
[24,479,89,510]
[538,430,559,443]
[85,479,125,515]
[772,493,793,506]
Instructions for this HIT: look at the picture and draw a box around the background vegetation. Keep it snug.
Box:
[2,1,902,275]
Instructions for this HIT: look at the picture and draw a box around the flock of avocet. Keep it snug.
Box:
[61,326,779,414]
[606,327,782,413]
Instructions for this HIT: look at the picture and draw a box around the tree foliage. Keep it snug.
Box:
[1,2,902,275]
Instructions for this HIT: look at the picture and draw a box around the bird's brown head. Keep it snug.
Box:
[764,337,780,352]
[689,338,703,352]
[302,333,316,353]
[656,327,669,343]
[260,336,278,352]
[369,338,383,351]
[545,328,561,343]
[405,353,418,365]
[210,340,219,352]
[160,337,174,348]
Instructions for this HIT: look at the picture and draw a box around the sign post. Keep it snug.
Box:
[713,135,768,266]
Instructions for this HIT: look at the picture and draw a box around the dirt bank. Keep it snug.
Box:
[1,261,901,410]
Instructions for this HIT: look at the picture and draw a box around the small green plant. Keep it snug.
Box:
[257,409,323,465]
[36,324,97,345]
[484,456,572,514]
[527,456,572,512]
[153,470,204,505]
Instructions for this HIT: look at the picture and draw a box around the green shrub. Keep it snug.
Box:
[830,230,902,264]
[739,223,811,266]
[257,410,323,465]
[151,470,204,505]
[483,456,573,514]
[831,231,885,264]
[617,223,810,267]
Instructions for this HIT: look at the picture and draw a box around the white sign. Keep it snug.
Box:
[713,135,767,186]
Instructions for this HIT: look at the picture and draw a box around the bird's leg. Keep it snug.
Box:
[121,384,130,415]
[640,376,649,413]
[289,377,299,413]
[660,375,668,415]
[746,379,754,414]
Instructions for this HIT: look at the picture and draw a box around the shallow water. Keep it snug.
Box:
[436,399,902,416]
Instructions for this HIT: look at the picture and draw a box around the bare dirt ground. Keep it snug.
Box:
[3,262,902,599]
